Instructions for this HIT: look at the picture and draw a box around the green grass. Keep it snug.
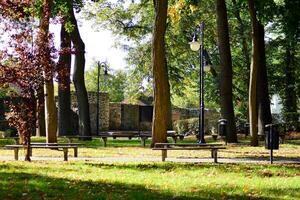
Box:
[0,161,299,200]
[0,137,300,199]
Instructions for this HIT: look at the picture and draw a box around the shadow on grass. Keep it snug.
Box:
[82,161,300,177]
[0,171,289,200]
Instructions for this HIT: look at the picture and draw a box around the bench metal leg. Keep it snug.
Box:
[63,148,68,161]
[14,148,19,160]
[29,147,32,157]
[212,149,218,163]
[102,137,107,147]
[162,149,167,161]
[74,147,78,158]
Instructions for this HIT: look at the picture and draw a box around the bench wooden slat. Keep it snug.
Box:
[5,144,78,161]
[152,143,226,163]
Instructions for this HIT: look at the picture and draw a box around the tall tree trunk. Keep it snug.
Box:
[69,5,91,137]
[256,23,272,135]
[216,0,237,143]
[151,0,171,147]
[36,86,46,137]
[57,22,73,136]
[248,0,259,146]
[39,0,57,143]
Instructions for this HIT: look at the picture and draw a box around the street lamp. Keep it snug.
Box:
[189,22,211,144]
[96,61,108,135]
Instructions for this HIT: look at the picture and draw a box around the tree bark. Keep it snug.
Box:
[57,22,73,136]
[39,0,57,143]
[151,0,171,147]
[69,5,91,137]
[248,0,259,146]
[36,86,46,137]
[256,23,272,136]
[216,0,237,143]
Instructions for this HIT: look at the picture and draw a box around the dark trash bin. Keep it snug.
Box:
[218,119,227,137]
[244,123,250,136]
[265,124,279,150]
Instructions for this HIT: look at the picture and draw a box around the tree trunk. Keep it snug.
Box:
[216,0,237,143]
[44,80,57,143]
[69,5,91,137]
[36,86,46,137]
[248,0,259,146]
[57,22,73,136]
[151,0,171,147]
[39,0,57,143]
[256,23,272,135]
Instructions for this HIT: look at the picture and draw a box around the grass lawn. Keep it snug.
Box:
[0,137,299,199]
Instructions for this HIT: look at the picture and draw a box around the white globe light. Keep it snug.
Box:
[189,41,200,51]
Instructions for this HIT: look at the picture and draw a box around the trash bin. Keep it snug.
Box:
[218,119,227,137]
[265,124,279,150]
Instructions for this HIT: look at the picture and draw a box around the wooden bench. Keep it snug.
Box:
[59,136,93,143]
[153,143,226,163]
[5,144,79,161]
[98,131,139,147]
[139,131,184,147]
[98,130,184,147]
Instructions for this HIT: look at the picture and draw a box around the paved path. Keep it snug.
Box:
[1,155,299,164]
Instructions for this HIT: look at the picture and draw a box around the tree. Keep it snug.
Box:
[39,0,57,143]
[256,23,272,137]
[215,0,237,143]
[57,22,73,136]
[248,0,274,146]
[69,2,91,137]
[151,0,171,147]
[247,0,259,146]
[85,66,127,102]
[0,0,56,160]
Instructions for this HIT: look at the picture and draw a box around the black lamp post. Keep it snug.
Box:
[96,61,108,135]
[189,22,211,144]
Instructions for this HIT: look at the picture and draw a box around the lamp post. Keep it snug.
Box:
[96,61,108,135]
[189,22,211,144]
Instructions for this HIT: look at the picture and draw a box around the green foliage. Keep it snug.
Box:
[85,63,127,102]
[82,0,299,125]
[173,118,199,135]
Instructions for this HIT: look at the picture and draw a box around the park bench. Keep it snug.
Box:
[153,143,226,163]
[139,130,184,147]
[98,130,184,147]
[5,143,79,161]
[59,135,93,143]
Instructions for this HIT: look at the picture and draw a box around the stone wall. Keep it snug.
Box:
[109,103,121,130]
[121,104,139,130]
[70,92,109,134]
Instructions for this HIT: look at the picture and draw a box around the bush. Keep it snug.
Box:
[0,129,15,138]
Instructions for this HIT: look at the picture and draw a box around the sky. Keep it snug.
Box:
[50,19,128,71]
